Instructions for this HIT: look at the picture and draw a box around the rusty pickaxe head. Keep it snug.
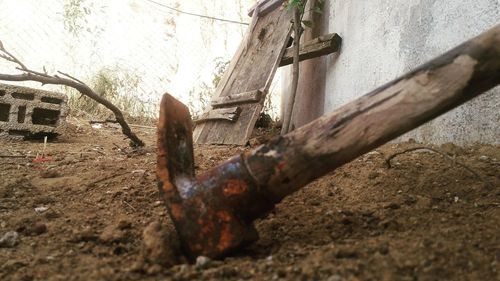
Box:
[157,94,281,260]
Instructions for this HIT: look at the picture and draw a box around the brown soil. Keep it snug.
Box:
[0,121,499,281]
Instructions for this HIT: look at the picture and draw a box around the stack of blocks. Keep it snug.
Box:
[0,83,68,139]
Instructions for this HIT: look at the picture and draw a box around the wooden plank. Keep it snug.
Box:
[211,90,263,107]
[248,0,284,17]
[280,33,342,67]
[193,3,298,145]
[194,107,241,124]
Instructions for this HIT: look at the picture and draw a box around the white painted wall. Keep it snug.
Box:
[283,0,499,144]
[322,0,499,144]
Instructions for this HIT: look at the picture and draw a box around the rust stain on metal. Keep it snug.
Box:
[223,179,248,196]
[218,226,235,252]
[216,211,236,251]
[170,203,184,219]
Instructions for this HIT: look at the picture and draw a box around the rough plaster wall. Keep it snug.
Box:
[322,0,499,144]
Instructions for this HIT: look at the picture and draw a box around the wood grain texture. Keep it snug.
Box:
[193,4,296,145]
[194,107,241,124]
[248,0,284,17]
[280,33,341,67]
[211,90,262,107]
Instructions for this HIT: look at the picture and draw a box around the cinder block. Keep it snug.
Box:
[0,83,68,139]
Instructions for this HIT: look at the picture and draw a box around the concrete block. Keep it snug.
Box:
[0,83,68,139]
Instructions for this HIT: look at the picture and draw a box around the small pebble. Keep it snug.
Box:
[327,274,342,281]
[384,202,401,209]
[0,231,19,248]
[30,223,48,236]
[195,256,211,269]
[44,210,60,219]
[378,242,389,255]
[34,206,49,213]
[368,171,379,179]
[479,155,489,161]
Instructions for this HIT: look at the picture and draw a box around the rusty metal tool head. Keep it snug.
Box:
[158,25,500,261]
[157,94,275,259]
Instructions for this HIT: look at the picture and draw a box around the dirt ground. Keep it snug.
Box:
[0,119,499,281]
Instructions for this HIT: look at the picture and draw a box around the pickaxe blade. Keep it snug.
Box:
[157,94,268,259]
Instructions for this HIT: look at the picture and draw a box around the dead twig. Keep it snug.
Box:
[122,200,137,212]
[89,171,130,186]
[0,41,27,70]
[0,155,33,158]
[0,40,144,147]
[57,70,87,85]
[90,119,156,130]
[16,67,53,78]
[385,146,490,187]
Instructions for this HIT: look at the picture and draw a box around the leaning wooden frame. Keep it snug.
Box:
[157,25,499,260]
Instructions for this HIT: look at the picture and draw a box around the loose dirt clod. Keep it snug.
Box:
[195,256,212,269]
[39,169,60,179]
[98,218,133,244]
[99,225,127,244]
[141,220,181,268]
[68,228,98,243]
[25,222,47,236]
[0,231,19,248]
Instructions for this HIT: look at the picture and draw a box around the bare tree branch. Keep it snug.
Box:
[0,44,28,70]
[16,67,53,78]
[57,70,87,85]
[0,42,145,147]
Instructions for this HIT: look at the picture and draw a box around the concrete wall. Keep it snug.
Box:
[284,0,499,144]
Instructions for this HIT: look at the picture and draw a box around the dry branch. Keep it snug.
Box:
[0,40,144,147]
[0,155,31,158]
[385,146,490,186]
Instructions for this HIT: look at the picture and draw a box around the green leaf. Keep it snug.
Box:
[302,20,313,28]
[287,0,305,11]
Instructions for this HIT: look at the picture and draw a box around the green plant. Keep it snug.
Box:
[67,65,155,120]
[62,0,89,37]
[212,58,230,87]
[187,57,230,118]
[62,0,107,63]
[287,0,305,11]
[187,82,213,118]
[287,0,325,28]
